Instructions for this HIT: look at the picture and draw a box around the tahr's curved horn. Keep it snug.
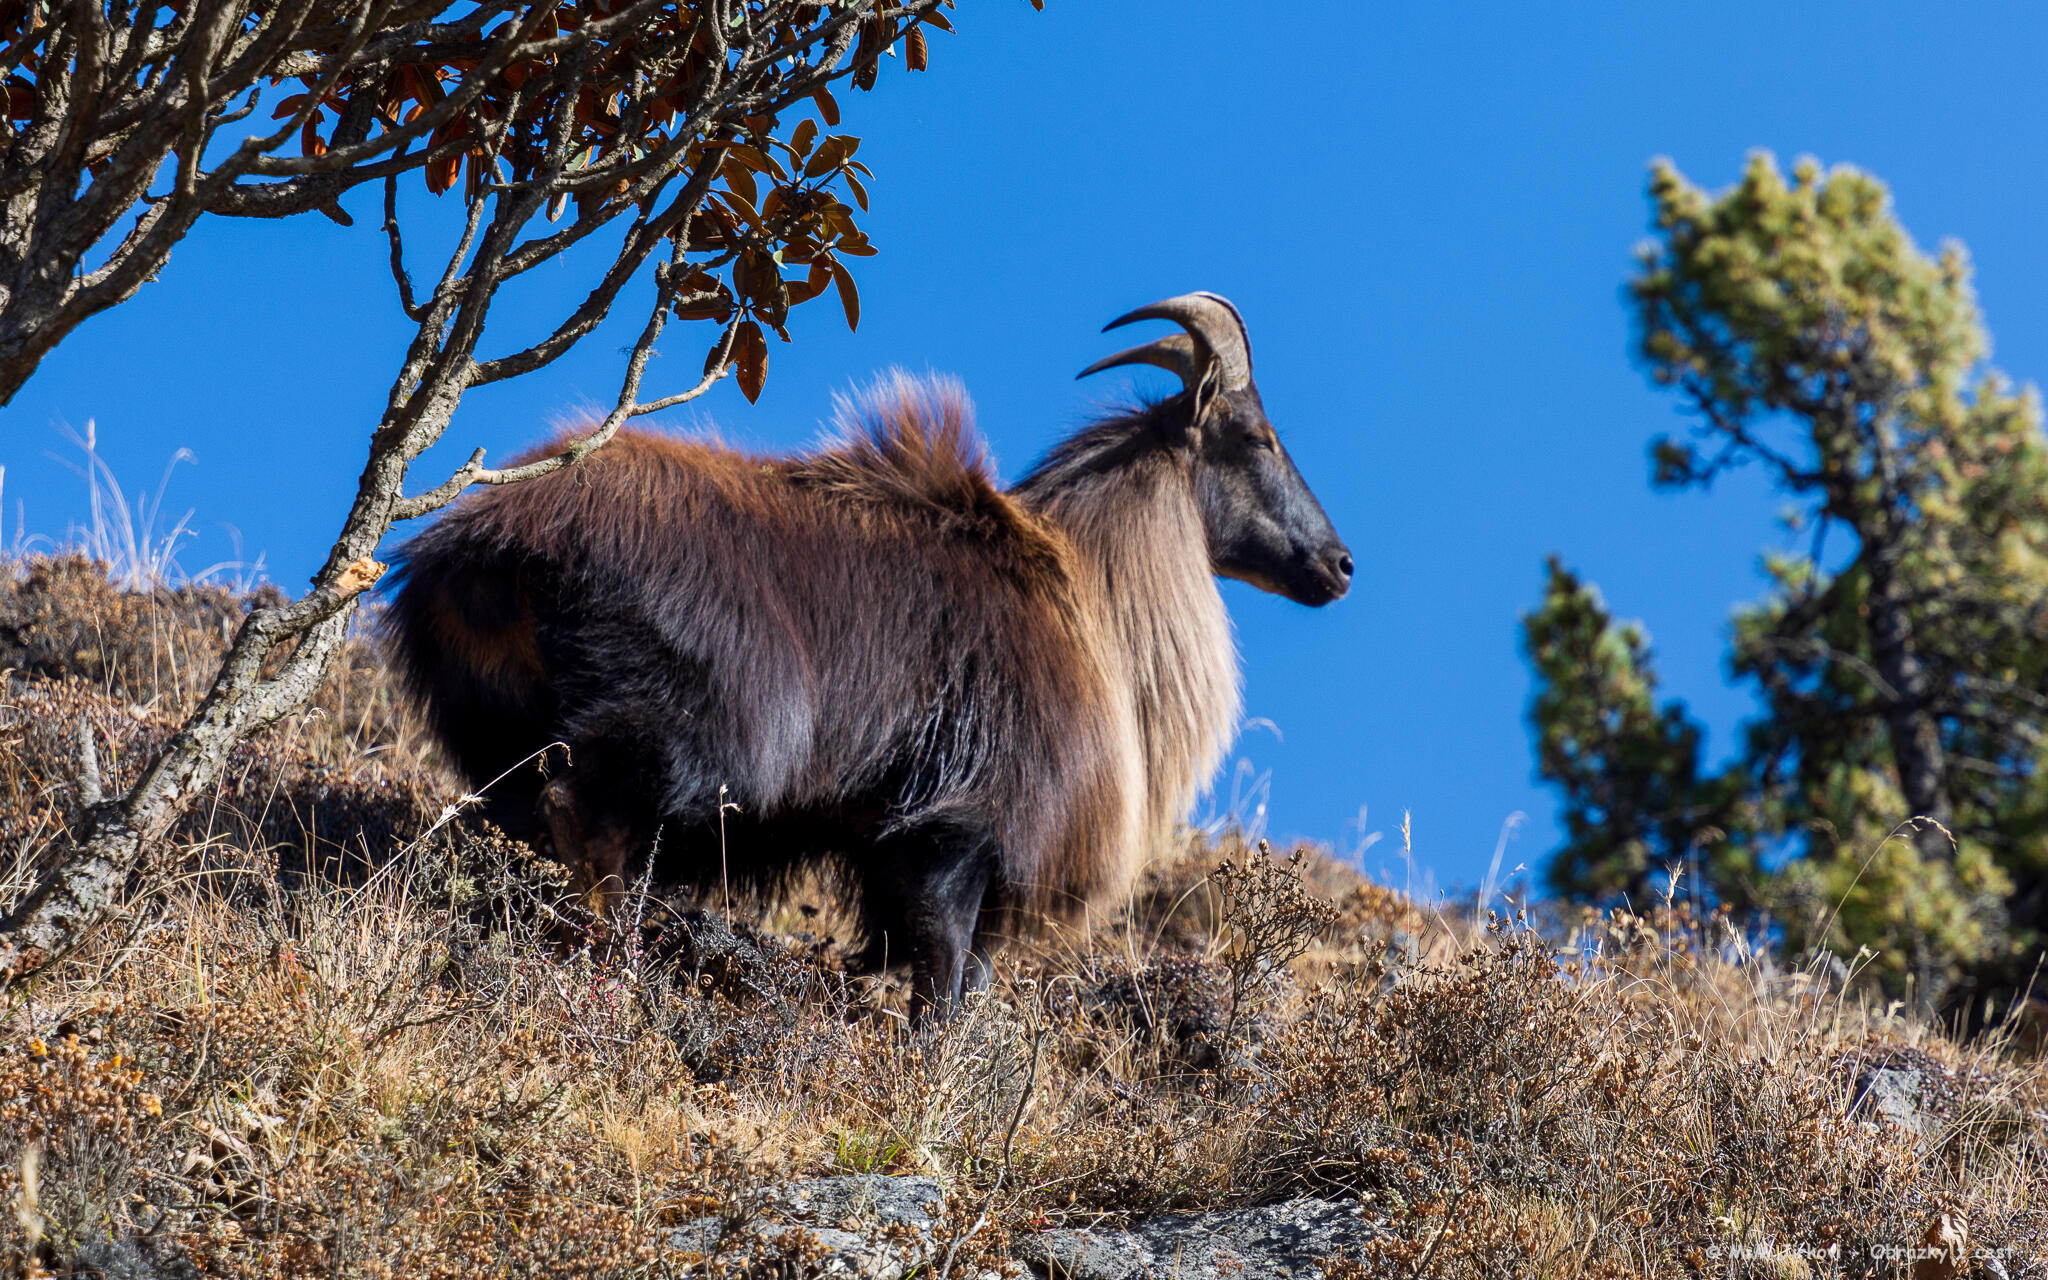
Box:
[1099,291,1252,391]
[1076,333,1201,389]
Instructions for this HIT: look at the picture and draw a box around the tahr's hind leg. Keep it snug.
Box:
[537,773,641,919]
[864,830,997,1024]
[961,905,1005,999]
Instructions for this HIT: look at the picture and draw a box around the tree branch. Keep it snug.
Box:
[394,267,739,520]
[382,173,425,322]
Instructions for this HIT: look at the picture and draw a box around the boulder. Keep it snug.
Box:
[669,1174,1005,1279]
[1017,1197,1380,1280]
[1853,1065,1929,1135]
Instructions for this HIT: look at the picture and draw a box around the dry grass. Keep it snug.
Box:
[2,553,2044,1278]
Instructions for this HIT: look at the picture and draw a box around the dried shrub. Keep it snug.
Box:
[0,556,413,761]
[1210,843,1340,1052]
[0,556,2043,1277]
[0,555,263,705]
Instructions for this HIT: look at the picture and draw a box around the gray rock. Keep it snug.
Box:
[770,1174,948,1229]
[1017,1197,1379,1280]
[67,1236,201,1280]
[669,1177,1381,1280]
[663,1215,724,1259]
[668,1175,980,1279]
[753,1222,904,1277]
[669,1214,926,1279]
[1852,1066,1928,1134]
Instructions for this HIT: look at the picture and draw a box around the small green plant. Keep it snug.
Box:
[833,1126,908,1175]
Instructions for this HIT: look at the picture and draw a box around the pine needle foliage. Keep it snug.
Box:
[1528,153,2048,1007]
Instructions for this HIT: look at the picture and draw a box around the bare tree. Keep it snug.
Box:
[1,0,958,973]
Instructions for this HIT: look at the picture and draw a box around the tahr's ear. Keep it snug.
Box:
[1187,362,1224,444]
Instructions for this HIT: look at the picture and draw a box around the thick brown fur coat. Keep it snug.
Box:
[386,373,1240,950]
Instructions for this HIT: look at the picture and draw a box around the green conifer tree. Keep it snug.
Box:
[1523,559,1754,908]
[1531,154,2048,1004]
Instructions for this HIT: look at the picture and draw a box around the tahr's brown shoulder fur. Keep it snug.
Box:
[799,374,996,511]
[790,372,1066,563]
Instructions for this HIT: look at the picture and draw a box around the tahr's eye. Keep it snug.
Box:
[1246,430,1275,451]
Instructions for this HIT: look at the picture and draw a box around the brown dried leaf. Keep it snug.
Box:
[426,152,459,194]
[1911,1211,1968,1280]
[687,208,733,251]
[731,249,764,305]
[720,187,763,230]
[726,142,785,180]
[703,324,733,375]
[803,134,860,179]
[741,249,789,327]
[734,320,767,403]
[851,12,884,90]
[720,156,757,208]
[829,259,859,332]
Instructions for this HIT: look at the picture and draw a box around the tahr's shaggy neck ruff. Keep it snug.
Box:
[1013,401,1243,902]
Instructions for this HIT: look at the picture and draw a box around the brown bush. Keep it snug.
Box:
[0,555,417,763]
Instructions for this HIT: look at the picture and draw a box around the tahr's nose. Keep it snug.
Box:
[1321,545,1354,595]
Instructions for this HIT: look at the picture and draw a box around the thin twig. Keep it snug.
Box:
[390,310,737,521]
[382,172,423,322]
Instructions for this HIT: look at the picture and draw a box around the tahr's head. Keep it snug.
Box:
[1080,292,1351,605]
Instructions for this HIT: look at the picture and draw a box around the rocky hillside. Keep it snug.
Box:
[2,555,2044,1278]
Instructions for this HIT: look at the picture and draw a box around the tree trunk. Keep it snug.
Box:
[1865,549,1955,861]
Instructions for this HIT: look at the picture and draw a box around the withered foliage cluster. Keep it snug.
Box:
[0,0,953,402]
[2,557,435,878]
[1,555,2044,1278]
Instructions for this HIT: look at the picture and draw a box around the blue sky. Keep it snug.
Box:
[8,1,2048,895]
